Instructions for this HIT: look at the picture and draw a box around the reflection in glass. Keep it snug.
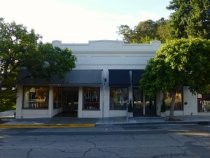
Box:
[53,87,62,109]
[198,94,210,112]
[133,88,143,116]
[110,88,128,110]
[145,96,156,116]
[83,87,100,110]
[164,91,183,110]
[23,86,49,109]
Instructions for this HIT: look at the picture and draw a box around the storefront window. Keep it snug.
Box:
[83,87,100,110]
[198,93,210,112]
[53,87,62,109]
[164,90,183,110]
[110,87,128,110]
[23,86,49,109]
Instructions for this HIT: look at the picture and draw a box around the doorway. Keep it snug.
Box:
[61,88,78,117]
[133,88,156,117]
[133,88,143,117]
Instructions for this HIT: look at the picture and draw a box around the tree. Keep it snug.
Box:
[118,18,170,43]
[135,20,157,43]
[21,43,76,80]
[167,0,210,39]
[118,25,136,43]
[156,18,171,43]
[140,38,210,117]
[0,18,76,108]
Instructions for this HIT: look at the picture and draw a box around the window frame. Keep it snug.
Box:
[83,87,100,111]
[22,86,49,109]
[198,93,210,112]
[110,87,129,110]
[163,88,183,111]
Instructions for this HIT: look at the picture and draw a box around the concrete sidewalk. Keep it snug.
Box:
[1,110,210,128]
[0,115,210,128]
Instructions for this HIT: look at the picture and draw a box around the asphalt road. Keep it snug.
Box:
[1,124,210,158]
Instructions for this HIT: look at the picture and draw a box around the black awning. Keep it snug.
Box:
[19,69,102,87]
[109,70,130,87]
[63,70,102,86]
[132,70,144,86]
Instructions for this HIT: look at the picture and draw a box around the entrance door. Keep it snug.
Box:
[62,88,78,117]
[133,88,143,117]
[133,88,157,117]
[145,96,156,116]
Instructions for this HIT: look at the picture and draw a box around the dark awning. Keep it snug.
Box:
[109,70,130,87]
[63,70,102,86]
[132,70,145,86]
[19,69,102,87]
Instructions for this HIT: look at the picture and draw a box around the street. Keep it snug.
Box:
[1,124,210,158]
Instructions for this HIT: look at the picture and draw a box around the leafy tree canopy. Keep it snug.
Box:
[140,38,210,116]
[0,18,76,107]
[167,0,210,39]
[118,18,171,43]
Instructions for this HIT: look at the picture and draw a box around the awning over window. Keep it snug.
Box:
[63,70,102,86]
[19,69,102,86]
[109,70,130,87]
[132,70,144,86]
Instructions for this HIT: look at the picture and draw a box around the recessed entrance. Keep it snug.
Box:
[60,87,78,117]
[133,88,156,117]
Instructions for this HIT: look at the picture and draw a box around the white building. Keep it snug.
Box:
[16,40,210,118]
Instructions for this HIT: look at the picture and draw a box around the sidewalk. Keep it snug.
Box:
[1,110,210,127]
[1,114,210,128]
[0,110,15,118]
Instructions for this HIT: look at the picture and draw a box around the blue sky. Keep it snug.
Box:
[0,0,172,43]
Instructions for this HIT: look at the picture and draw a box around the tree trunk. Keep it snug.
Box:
[169,92,176,118]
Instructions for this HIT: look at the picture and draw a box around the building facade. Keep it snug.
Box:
[15,40,210,118]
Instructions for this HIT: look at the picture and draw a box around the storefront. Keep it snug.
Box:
[15,40,210,118]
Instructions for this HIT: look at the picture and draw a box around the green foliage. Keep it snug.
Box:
[0,18,76,111]
[0,17,39,88]
[140,38,210,116]
[118,18,171,43]
[22,43,76,79]
[0,88,16,112]
[141,38,210,95]
[167,0,210,39]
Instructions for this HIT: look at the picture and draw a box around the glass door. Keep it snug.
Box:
[62,88,78,117]
[145,96,156,116]
[133,88,143,117]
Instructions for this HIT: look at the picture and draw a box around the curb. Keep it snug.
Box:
[0,123,96,128]
[96,121,210,126]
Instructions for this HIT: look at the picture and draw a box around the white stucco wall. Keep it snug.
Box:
[17,40,207,118]
[53,40,160,118]
[183,87,198,115]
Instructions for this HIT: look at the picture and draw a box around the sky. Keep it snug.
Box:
[0,0,172,43]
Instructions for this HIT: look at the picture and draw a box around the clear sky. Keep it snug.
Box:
[0,0,172,43]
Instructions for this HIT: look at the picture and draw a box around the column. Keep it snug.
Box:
[78,87,83,118]
[16,85,23,118]
[143,94,146,116]
[183,86,197,115]
[48,86,53,117]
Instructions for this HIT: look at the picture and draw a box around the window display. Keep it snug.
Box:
[110,87,128,110]
[83,87,100,110]
[198,93,210,112]
[164,90,183,110]
[23,86,49,109]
